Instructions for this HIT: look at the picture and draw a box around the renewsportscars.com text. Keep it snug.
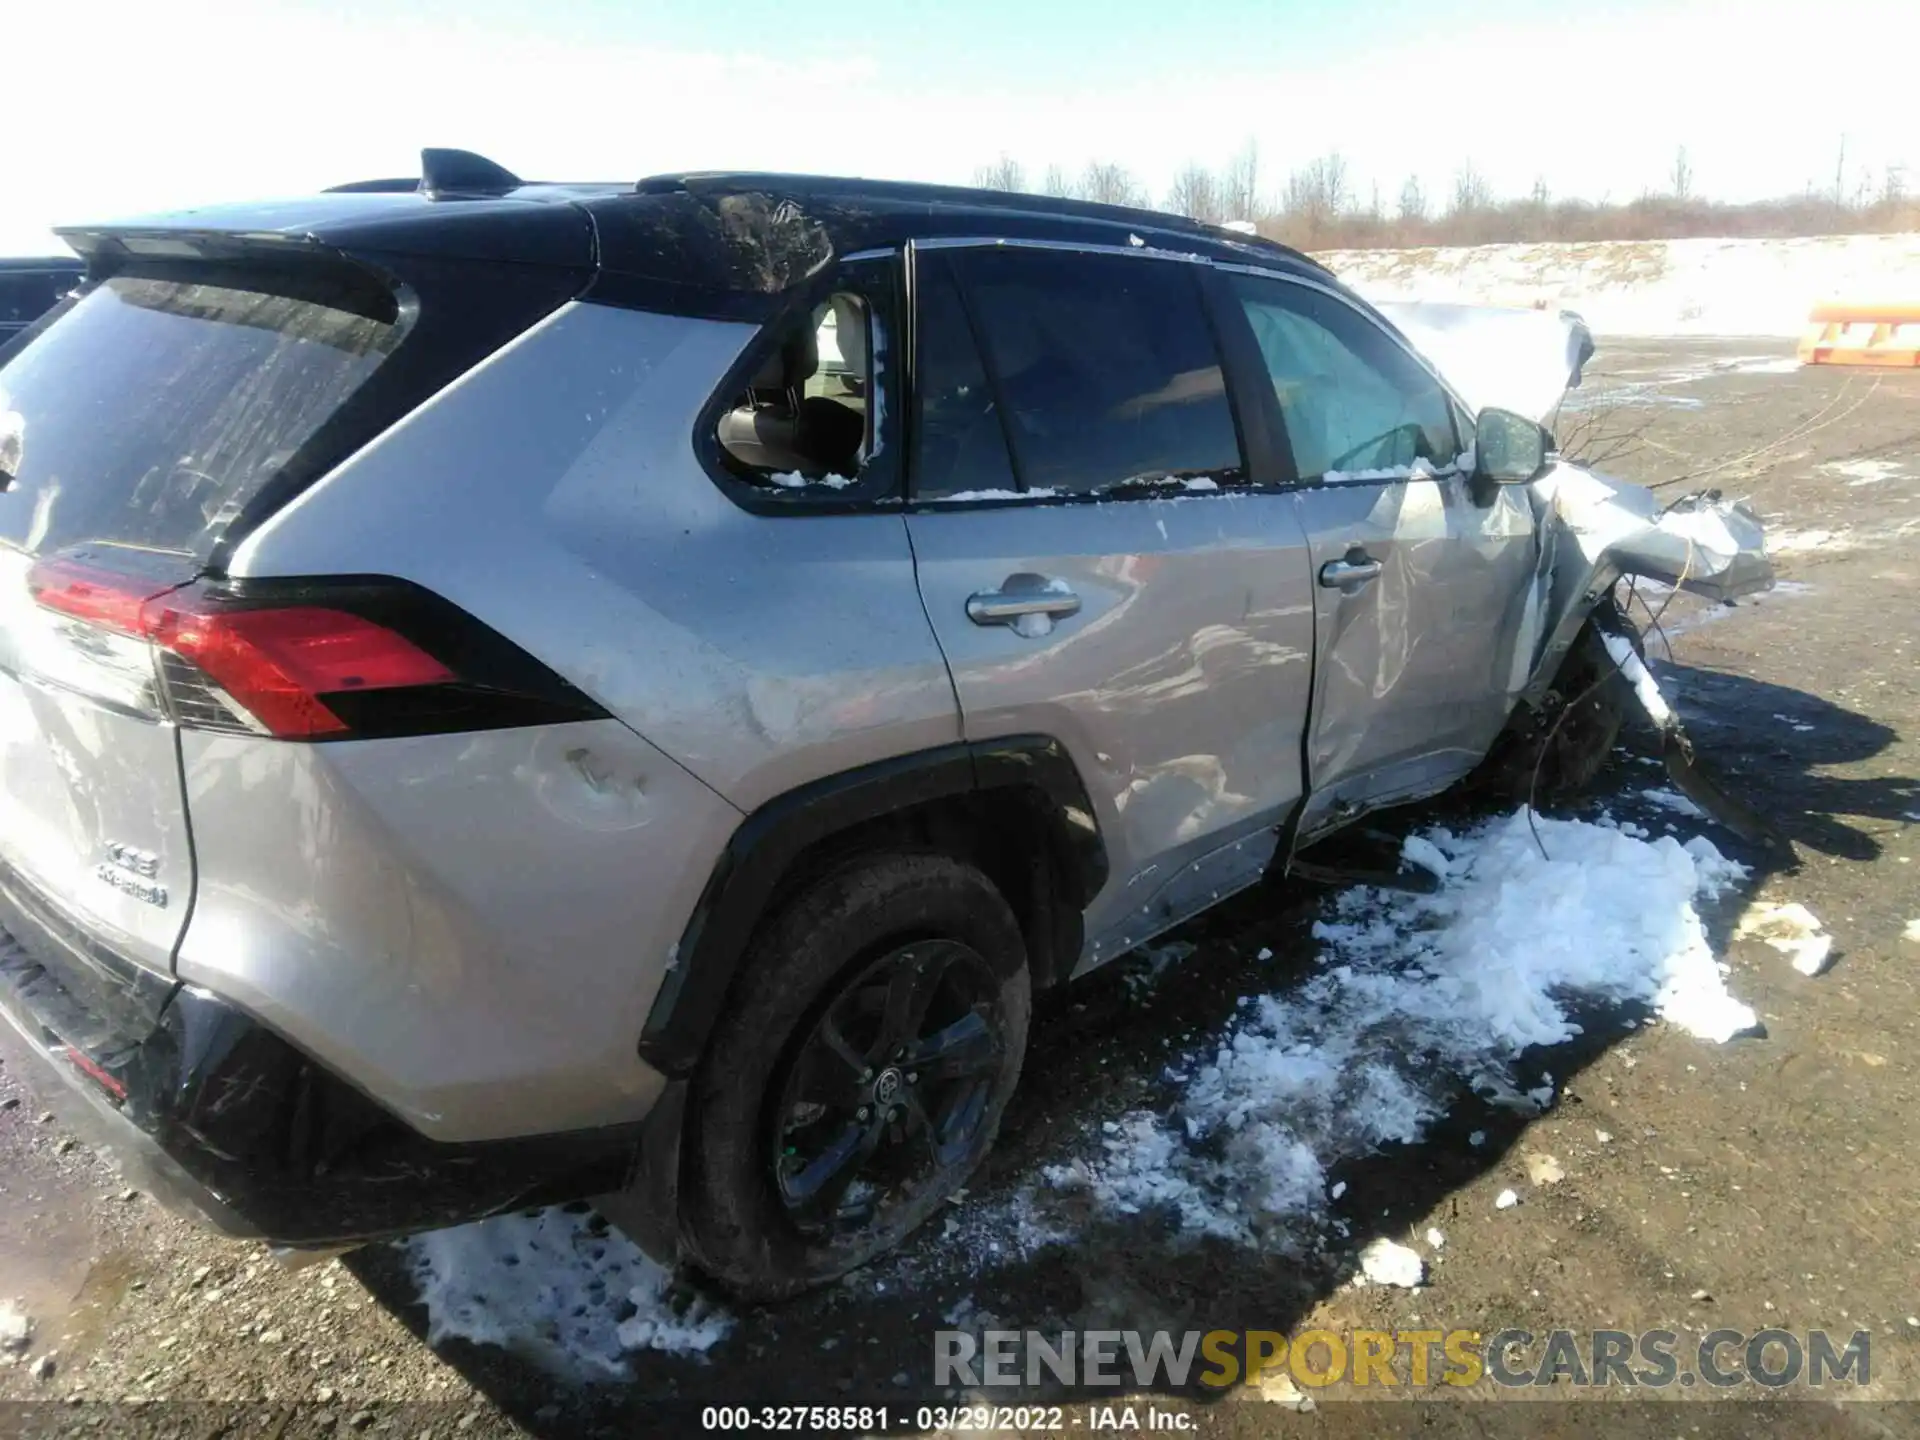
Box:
[935,1327,1872,1390]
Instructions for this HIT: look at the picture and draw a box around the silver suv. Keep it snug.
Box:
[0,150,1709,1299]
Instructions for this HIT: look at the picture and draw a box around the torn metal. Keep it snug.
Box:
[1396,301,1784,851]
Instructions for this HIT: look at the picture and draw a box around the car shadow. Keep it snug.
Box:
[1651,658,1913,863]
[341,671,1903,1434]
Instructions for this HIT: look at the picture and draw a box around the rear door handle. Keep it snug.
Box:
[966,581,1083,627]
[1319,549,1383,592]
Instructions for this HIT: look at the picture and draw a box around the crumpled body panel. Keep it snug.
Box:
[1520,462,1773,702]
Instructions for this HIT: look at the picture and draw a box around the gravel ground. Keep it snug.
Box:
[1,337,1917,1438]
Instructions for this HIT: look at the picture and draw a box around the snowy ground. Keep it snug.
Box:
[402,803,1765,1379]
[1319,234,1920,338]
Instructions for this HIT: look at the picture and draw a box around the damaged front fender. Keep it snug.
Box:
[1520,466,1789,854]
[1519,462,1773,709]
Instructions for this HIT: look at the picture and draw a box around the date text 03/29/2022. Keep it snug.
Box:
[701,1405,1190,1431]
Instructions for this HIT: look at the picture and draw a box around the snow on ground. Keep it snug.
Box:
[1318,234,1920,338]
[1034,809,1752,1248]
[400,1208,730,1383]
[403,807,1757,1374]
[1819,459,1910,487]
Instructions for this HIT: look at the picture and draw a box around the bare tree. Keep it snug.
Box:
[972,154,1026,192]
[1041,163,1075,199]
[1283,153,1349,223]
[1166,162,1224,223]
[1080,161,1145,208]
[1671,146,1692,201]
[1222,140,1261,222]
[1397,174,1427,221]
[1882,163,1909,208]
[1529,177,1550,210]
[1450,162,1492,216]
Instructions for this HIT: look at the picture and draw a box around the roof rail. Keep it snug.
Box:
[322,148,524,199]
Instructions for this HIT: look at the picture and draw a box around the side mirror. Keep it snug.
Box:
[1473,407,1555,485]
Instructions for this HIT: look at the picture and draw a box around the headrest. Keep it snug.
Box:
[750,326,819,391]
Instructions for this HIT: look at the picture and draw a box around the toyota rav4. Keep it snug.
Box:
[0,150,1769,1299]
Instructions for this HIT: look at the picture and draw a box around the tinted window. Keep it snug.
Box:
[952,249,1242,495]
[1227,274,1458,481]
[0,274,400,558]
[912,254,1019,500]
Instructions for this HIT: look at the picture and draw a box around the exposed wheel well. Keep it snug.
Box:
[756,786,1086,993]
[638,736,1106,1078]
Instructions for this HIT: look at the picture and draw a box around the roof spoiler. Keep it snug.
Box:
[324,148,523,200]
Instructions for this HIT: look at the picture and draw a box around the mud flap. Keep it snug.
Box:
[1597,630,1795,859]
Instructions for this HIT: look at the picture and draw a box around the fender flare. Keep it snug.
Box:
[637,735,1106,1076]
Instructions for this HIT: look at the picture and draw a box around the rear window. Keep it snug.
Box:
[0,272,401,559]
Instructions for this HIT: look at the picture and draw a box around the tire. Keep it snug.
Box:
[1478,615,1635,800]
[680,851,1030,1301]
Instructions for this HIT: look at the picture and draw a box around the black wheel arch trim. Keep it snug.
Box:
[640,735,1106,1076]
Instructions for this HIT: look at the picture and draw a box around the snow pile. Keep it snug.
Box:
[1319,234,1920,338]
[1042,810,1753,1246]
[401,1207,730,1382]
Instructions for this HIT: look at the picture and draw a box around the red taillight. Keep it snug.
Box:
[27,556,164,636]
[148,603,453,738]
[29,558,454,739]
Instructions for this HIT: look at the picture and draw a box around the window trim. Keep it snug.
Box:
[906,240,1252,506]
[690,250,908,516]
[693,234,1480,516]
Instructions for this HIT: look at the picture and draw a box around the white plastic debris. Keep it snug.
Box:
[1735,901,1836,977]
[1602,632,1676,727]
[1495,1189,1520,1210]
[1595,1129,1612,1144]
[1330,1181,1348,1200]
[1901,920,1920,944]
[1425,1227,1446,1249]
[0,1305,29,1351]
[1469,1131,1488,1148]
[1524,1154,1566,1186]
[1255,947,1274,961]
[1357,1238,1426,1288]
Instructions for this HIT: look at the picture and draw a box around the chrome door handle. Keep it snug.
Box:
[966,586,1082,626]
[1319,550,1383,591]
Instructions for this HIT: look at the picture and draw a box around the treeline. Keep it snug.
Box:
[971,144,1920,249]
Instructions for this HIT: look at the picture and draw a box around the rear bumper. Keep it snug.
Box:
[0,863,645,1247]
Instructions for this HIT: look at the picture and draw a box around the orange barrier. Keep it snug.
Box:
[1798,303,1920,366]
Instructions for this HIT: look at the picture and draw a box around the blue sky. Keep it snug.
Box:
[5,0,1912,254]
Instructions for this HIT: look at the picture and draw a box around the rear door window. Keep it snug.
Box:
[946,248,1243,496]
[0,272,402,559]
[911,252,1020,500]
